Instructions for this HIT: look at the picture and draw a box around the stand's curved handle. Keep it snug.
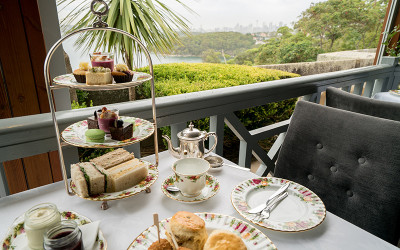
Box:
[205,132,218,155]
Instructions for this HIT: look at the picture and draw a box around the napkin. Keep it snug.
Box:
[79,220,100,250]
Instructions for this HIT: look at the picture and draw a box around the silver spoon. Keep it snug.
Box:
[166,185,180,192]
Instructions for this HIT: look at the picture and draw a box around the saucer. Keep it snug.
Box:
[161,174,220,203]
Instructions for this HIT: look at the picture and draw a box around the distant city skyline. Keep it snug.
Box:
[58,0,326,33]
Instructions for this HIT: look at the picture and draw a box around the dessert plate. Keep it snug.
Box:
[231,177,326,232]
[53,72,152,90]
[128,212,276,249]
[61,116,154,148]
[161,174,219,203]
[1,210,106,250]
[71,160,158,201]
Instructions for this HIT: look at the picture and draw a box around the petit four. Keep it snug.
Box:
[110,119,134,141]
[90,52,114,70]
[97,107,118,133]
[87,110,101,129]
[73,62,91,83]
[86,67,113,85]
[112,64,134,83]
[85,129,105,143]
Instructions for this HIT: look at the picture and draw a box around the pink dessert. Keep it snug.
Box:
[96,107,119,133]
[90,52,114,71]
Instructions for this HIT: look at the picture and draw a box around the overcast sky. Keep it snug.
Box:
[58,0,326,30]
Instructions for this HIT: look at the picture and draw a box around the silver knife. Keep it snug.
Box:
[247,182,290,214]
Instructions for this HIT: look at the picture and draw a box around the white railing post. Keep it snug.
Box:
[209,115,224,155]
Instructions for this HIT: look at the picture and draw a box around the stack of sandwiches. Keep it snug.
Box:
[71,148,148,197]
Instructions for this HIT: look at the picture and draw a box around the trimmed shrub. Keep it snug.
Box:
[137,63,299,161]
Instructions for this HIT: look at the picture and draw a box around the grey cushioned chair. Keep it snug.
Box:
[326,86,400,121]
[274,101,400,245]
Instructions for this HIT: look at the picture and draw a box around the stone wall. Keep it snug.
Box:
[256,58,373,76]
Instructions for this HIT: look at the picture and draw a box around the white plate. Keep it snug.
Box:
[53,73,152,90]
[1,210,106,250]
[61,116,154,148]
[231,177,326,232]
[128,212,277,249]
[161,174,219,203]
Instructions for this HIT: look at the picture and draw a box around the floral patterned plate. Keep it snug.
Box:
[71,161,158,201]
[231,177,326,232]
[128,212,276,249]
[1,210,106,250]
[61,116,154,148]
[389,89,400,96]
[161,174,219,203]
[53,73,152,91]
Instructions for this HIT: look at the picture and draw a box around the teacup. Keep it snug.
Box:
[172,158,210,197]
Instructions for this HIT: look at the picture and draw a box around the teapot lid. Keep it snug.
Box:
[179,122,204,140]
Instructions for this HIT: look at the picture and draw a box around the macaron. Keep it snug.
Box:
[85,129,105,143]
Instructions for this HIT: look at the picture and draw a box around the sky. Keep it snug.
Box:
[58,0,326,31]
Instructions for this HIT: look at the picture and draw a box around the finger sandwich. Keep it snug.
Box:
[106,158,148,192]
[90,148,134,169]
[71,162,105,197]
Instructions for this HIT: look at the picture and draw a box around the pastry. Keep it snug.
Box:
[90,52,114,70]
[166,211,208,250]
[110,119,134,141]
[97,107,118,133]
[112,64,134,83]
[73,62,91,83]
[203,230,247,250]
[86,67,113,85]
[148,239,173,250]
[85,129,105,143]
[90,148,134,169]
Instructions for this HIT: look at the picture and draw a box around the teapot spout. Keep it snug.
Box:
[162,135,181,158]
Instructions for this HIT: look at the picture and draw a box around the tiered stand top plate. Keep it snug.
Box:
[53,72,152,90]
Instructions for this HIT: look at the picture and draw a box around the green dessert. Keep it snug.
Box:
[85,129,105,143]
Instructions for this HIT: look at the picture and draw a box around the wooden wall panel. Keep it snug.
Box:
[23,154,53,189]
[3,159,27,194]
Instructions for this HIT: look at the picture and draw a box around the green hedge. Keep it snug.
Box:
[137,63,299,161]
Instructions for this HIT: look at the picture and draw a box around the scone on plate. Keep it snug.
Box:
[166,211,208,250]
[204,230,247,250]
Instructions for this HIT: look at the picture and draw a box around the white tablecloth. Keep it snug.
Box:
[0,151,396,249]
[372,92,400,103]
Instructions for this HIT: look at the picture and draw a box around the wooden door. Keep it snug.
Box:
[0,0,62,194]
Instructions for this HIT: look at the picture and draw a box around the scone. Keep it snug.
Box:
[166,211,208,250]
[204,230,247,250]
[148,239,172,250]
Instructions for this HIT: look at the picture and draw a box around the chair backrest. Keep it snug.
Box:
[326,87,400,122]
[274,100,400,245]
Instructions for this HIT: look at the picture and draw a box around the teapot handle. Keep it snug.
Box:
[205,132,218,155]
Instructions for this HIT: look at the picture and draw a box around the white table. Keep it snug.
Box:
[0,151,396,250]
[372,91,400,103]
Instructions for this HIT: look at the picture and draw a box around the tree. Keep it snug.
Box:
[201,50,221,63]
[58,0,192,68]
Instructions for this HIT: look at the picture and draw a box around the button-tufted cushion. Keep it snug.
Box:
[326,87,400,121]
[274,101,400,245]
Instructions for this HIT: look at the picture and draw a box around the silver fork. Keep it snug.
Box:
[261,192,288,219]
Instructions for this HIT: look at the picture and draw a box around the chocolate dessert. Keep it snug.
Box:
[110,120,133,141]
[87,110,100,129]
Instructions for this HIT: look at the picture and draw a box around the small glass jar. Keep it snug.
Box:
[24,203,61,250]
[43,220,83,250]
[90,52,114,70]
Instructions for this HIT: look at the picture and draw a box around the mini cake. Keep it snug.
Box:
[73,62,91,83]
[110,119,134,141]
[86,67,113,85]
[90,52,114,70]
[112,64,134,83]
[85,129,105,143]
[97,107,118,133]
[87,110,101,129]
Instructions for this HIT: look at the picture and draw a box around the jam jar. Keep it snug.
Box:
[43,220,83,250]
[24,203,61,250]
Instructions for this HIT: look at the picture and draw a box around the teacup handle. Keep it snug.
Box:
[204,132,218,155]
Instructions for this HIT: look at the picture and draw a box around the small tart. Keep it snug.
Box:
[73,62,91,83]
[112,63,134,83]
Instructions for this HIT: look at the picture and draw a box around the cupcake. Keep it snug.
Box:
[73,62,91,83]
[112,64,134,83]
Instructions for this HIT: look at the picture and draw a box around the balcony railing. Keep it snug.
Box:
[0,58,399,197]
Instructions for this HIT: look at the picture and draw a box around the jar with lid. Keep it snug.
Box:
[24,203,61,249]
[43,220,83,250]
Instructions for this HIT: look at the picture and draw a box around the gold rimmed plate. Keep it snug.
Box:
[1,210,106,250]
[128,212,277,249]
[161,174,219,203]
[71,161,158,201]
[231,177,326,232]
[61,116,154,148]
[53,73,152,91]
